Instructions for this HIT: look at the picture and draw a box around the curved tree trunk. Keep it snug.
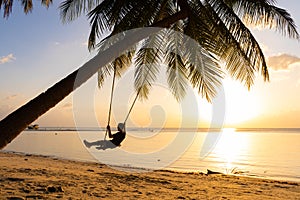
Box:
[0,70,78,148]
[0,11,189,149]
[0,28,153,149]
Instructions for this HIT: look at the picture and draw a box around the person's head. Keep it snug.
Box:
[117,123,125,132]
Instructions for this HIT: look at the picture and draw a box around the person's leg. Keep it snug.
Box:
[83,140,105,148]
[95,141,117,150]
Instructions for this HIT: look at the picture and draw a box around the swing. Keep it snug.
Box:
[103,66,142,140]
[83,46,162,150]
[83,65,144,150]
[104,46,161,141]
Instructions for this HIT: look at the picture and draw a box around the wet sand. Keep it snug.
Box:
[0,151,299,199]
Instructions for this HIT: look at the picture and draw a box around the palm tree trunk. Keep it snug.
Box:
[0,70,78,148]
[0,10,189,149]
[0,29,148,149]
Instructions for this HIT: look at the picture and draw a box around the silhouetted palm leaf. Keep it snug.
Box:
[0,0,52,17]
[2,0,299,102]
[81,0,298,101]
[98,51,135,88]
[134,32,166,99]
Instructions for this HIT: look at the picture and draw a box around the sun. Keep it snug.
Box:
[197,77,262,127]
[222,78,261,125]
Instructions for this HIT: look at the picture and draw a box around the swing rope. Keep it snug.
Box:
[104,70,145,138]
[104,66,117,140]
[105,45,162,137]
[123,48,161,124]
[123,86,141,124]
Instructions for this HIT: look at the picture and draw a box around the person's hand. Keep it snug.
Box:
[106,125,111,130]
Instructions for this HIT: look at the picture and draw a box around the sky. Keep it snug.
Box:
[0,1,300,128]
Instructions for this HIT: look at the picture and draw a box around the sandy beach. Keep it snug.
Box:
[0,151,299,199]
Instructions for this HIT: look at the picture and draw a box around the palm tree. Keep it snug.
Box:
[0,0,298,149]
[59,0,300,101]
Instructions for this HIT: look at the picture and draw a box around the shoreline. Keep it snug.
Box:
[1,151,300,199]
[4,146,300,183]
[5,150,298,183]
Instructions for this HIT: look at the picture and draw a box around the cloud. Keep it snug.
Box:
[267,54,300,71]
[0,54,16,64]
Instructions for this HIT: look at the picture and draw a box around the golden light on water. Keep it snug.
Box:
[212,128,249,171]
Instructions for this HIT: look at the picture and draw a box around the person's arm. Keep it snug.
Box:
[107,125,113,138]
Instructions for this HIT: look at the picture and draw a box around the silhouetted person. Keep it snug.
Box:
[83,123,126,150]
[107,123,126,146]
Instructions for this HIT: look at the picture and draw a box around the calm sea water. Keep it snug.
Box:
[3,128,300,182]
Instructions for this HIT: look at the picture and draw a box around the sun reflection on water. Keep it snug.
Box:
[212,128,249,173]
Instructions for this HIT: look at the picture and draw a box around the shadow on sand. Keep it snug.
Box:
[83,140,118,150]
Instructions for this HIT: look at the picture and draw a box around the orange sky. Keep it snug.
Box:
[1,1,300,129]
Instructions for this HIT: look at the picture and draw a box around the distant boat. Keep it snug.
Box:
[27,124,39,130]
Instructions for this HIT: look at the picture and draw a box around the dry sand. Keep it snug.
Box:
[0,151,299,200]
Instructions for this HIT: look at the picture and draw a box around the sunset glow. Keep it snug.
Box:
[0,1,300,128]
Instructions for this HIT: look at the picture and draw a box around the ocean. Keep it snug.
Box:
[3,128,300,182]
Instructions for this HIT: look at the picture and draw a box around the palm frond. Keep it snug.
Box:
[205,0,269,82]
[1,0,51,17]
[88,0,165,50]
[40,0,52,8]
[57,0,299,103]
[171,4,223,101]
[0,0,13,17]
[153,0,176,22]
[184,0,266,88]
[113,50,135,78]
[97,62,112,89]
[60,0,100,23]
[98,50,135,88]
[134,32,166,99]
[233,0,299,39]
[163,23,190,101]
[110,0,162,34]
[165,52,189,101]
[87,0,131,49]
[184,37,223,102]
[20,0,33,14]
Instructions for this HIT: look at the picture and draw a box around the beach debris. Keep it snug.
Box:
[206,169,223,175]
[227,167,249,175]
[27,124,39,130]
